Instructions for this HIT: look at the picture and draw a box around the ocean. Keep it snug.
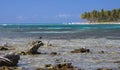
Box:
[0,23,120,39]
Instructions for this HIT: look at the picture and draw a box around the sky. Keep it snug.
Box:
[0,0,120,23]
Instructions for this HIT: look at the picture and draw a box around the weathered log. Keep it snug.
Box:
[0,53,20,66]
[27,41,44,54]
[0,46,8,50]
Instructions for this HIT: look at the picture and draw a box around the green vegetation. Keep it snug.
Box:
[81,8,120,23]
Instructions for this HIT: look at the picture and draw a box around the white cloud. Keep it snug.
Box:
[16,16,25,20]
[56,14,71,18]
[16,15,39,20]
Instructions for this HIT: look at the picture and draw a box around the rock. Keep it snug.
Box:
[39,36,42,39]
[50,63,80,70]
[98,50,108,54]
[114,61,120,63]
[0,66,22,70]
[97,68,112,70]
[36,68,46,70]
[0,46,8,50]
[50,52,58,56]
[26,41,44,54]
[44,64,52,68]
[0,52,20,66]
[71,48,90,53]
[37,63,81,70]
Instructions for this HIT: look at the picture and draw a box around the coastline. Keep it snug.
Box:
[66,22,120,25]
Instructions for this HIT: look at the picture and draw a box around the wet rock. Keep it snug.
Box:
[51,63,80,70]
[39,36,42,39]
[26,41,44,55]
[98,51,106,54]
[0,52,20,66]
[71,48,90,53]
[0,46,8,50]
[44,64,52,68]
[0,66,22,70]
[114,61,120,63]
[36,68,46,70]
[97,68,112,70]
[50,52,58,56]
[37,63,81,70]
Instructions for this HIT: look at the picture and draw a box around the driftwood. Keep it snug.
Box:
[0,46,8,50]
[19,41,44,55]
[18,41,44,55]
[0,53,20,66]
[26,41,44,54]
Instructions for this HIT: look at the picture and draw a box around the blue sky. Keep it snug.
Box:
[0,0,120,23]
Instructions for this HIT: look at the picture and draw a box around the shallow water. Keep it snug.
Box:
[0,24,120,39]
[0,38,120,70]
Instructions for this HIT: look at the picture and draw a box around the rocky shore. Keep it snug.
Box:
[0,37,120,70]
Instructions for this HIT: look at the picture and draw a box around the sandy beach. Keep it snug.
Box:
[0,37,120,70]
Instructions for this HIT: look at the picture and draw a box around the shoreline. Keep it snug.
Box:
[66,22,120,25]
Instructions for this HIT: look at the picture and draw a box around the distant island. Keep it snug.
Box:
[81,8,120,23]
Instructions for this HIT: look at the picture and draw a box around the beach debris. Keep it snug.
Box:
[26,41,44,54]
[71,48,90,53]
[31,41,37,45]
[27,41,44,54]
[97,68,112,70]
[50,52,58,56]
[0,46,14,51]
[18,41,44,55]
[0,52,20,66]
[36,63,81,70]
[0,66,22,70]
[39,36,42,39]
[0,42,14,51]
[113,61,120,63]
[44,64,52,68]
[98,51,106,54]
[0,45,15,51]
[0,46,8,50]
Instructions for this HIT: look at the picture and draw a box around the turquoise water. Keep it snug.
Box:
[0,23,120,39]
[0,24,120,33]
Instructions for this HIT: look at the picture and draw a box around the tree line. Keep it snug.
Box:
[81,8,120,22]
